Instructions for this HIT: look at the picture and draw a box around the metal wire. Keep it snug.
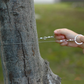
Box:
[0,34,75,46]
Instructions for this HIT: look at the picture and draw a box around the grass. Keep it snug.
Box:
[0,2,84,84]
[0,58,4,83]
[35,3,84,84]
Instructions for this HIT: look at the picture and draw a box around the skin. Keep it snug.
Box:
[54,28,84,53]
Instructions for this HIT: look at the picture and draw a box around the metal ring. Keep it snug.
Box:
[74,34,83,45]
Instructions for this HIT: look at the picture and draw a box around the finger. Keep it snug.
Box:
[78,43,84,49]
[54,28,68,35]
[60,41,68,46]
[55,35,65,40]
[66,42,78,47]
[54,28,77,39]
[60,41,78,47]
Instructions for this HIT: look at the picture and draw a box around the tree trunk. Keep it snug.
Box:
[0,0,61,84]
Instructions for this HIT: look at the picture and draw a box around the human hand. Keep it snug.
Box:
[54,28,84,49]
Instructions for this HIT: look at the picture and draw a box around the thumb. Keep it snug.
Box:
[80,36,84,43]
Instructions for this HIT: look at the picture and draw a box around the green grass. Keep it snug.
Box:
[0,58,4,83]
[35,3,84,84]
[0,3,84,84]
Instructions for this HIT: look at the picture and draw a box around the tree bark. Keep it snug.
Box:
[0,0,61,84]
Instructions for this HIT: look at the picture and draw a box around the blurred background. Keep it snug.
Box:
[0,0,84,84]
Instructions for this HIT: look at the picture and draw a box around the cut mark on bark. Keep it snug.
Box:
[30,20,32,29]
[26,70,31,75]
[19,6,25,9]
[9,72,13,84]
[37,79,40,82]
[13,12,19,16]
[32,46,35,56]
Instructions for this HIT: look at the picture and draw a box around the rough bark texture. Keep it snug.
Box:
[0,0,61,84]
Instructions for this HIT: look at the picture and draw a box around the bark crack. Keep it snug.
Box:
[28,77,29,84]
[17,30,30,84]
[17,30,27,77]
[5,3,12,25]
[14,20,29,83]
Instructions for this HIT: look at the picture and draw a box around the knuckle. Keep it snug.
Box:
[62,28,68,31]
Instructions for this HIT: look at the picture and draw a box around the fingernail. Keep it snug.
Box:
[54,30,58,34]
[61,42,67,46]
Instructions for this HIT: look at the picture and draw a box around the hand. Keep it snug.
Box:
[54,28,84,49]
